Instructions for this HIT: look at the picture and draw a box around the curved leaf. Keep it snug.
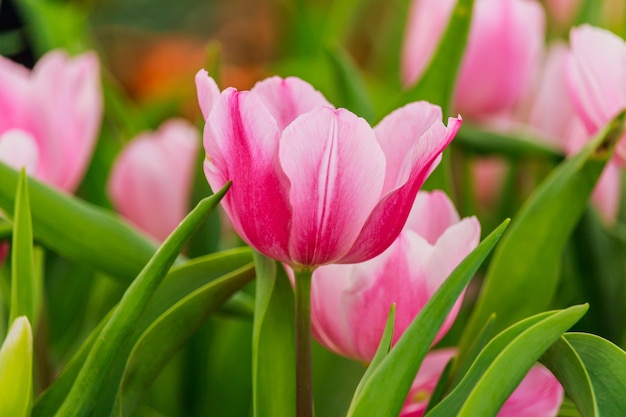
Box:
[0,316,33,417]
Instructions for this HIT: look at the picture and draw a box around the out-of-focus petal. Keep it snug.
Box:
[0,129,39,174]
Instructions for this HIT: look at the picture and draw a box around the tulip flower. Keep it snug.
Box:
[400,349,564,417]
[195,71,461,269]
[108,119,200,242]
[309,191,480,362]
[567,24,626,167]
[402,0,545,121]
[0,50,102,192]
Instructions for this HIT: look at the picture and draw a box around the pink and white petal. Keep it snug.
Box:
[374,101,444,194]
[0,129,39,174]
[311,263,359,358]
[0,56,32,134]
[340,116,460,264]
[568,25,626,134]
[591,162,621,226]
[208,89,293,262]
[499,365,563,417]
[401,0,456,86]
[251,76,331,131]
[405,190,461,245]
[280,107,386,266]
[195,70,221,120]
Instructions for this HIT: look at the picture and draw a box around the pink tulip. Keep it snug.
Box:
[309,191,480,362]
[402,0,545,120]
[400,349,564,417]
[528,42,621,225]
[108,119,200,242]
[0,50,102,192]
[196,71,461,269]
[567,24,626,167]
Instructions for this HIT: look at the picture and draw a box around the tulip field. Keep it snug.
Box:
[1,0,626,416]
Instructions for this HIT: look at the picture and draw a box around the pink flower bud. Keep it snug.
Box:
[402,0,545,120]
[0,50,102,192]
[309,191,480,362]
[108,119,200,242]
[196,71,461,268]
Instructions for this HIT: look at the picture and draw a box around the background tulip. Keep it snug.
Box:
[399,349,564,417]
[0,50,102,193]
[402,0,545,121]
[196,71,461,269]
[309,191,480,362]
[567,24,626,167]
[108,119,200,242]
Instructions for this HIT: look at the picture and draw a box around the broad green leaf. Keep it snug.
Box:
[119,263,255,415]
[252,253,295,417]
[9,170,36,325]
[347,219,509,417]
[0,218,11,240]
[325,44,376,123]
[33,247,253,417]
[53,184,229,417]
[0,316,33,417]
[455,305,587,417]
[427,312,555,417]
[565,333,626,414]
[389,0,474,116]
[456,124,563,160]
[450,314,496,388]
[423,358,454,414]
[0,161,158,283]
[459,111,625,352]
[352,304,396,400]
[540,336,598,417]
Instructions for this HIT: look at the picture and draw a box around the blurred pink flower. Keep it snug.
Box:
[400,349,564,417]
[0,50,102,192]
[108,119,200,242]
[196,71,461,269]
[567,24,626,167]
[309,191,480,362]
[402,0,545,120]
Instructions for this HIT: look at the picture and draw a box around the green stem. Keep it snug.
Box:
[294,268,313,417]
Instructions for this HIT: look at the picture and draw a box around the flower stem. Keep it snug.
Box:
[294,268,313,417]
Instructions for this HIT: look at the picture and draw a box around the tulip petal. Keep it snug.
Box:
[108,119,200,242]
[568,25,626,134]
[0,129,39,174]
[195,70,221,120]
[279,106,386,266]
[591,162,621,226]
[251,76,331,131]
[498,365,564,417]
[206,88,293,261]
[0,56,32,134]
[31,51,102,192]
[404,190,460,245]
[340,115,461,264]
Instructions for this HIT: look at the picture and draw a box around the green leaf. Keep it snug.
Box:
[0,161,158,283]
[325,44,376,123]
[427,311,555,417]
[252,253,295,417]
[423,358,454,414]
[9,170,36,325]
[565,333,626,414]
[455,124,563,160]
[33,247,253,417]
[0,316,33,417]
[389,0,474,116]
[53,184,230,417]
[459,111,626,352]
[324,0,374,44]
[450,314,496,388]
[347,219,509,417]
[119,263,255,415]
[455,305,587,417]
[540,336,598,417]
